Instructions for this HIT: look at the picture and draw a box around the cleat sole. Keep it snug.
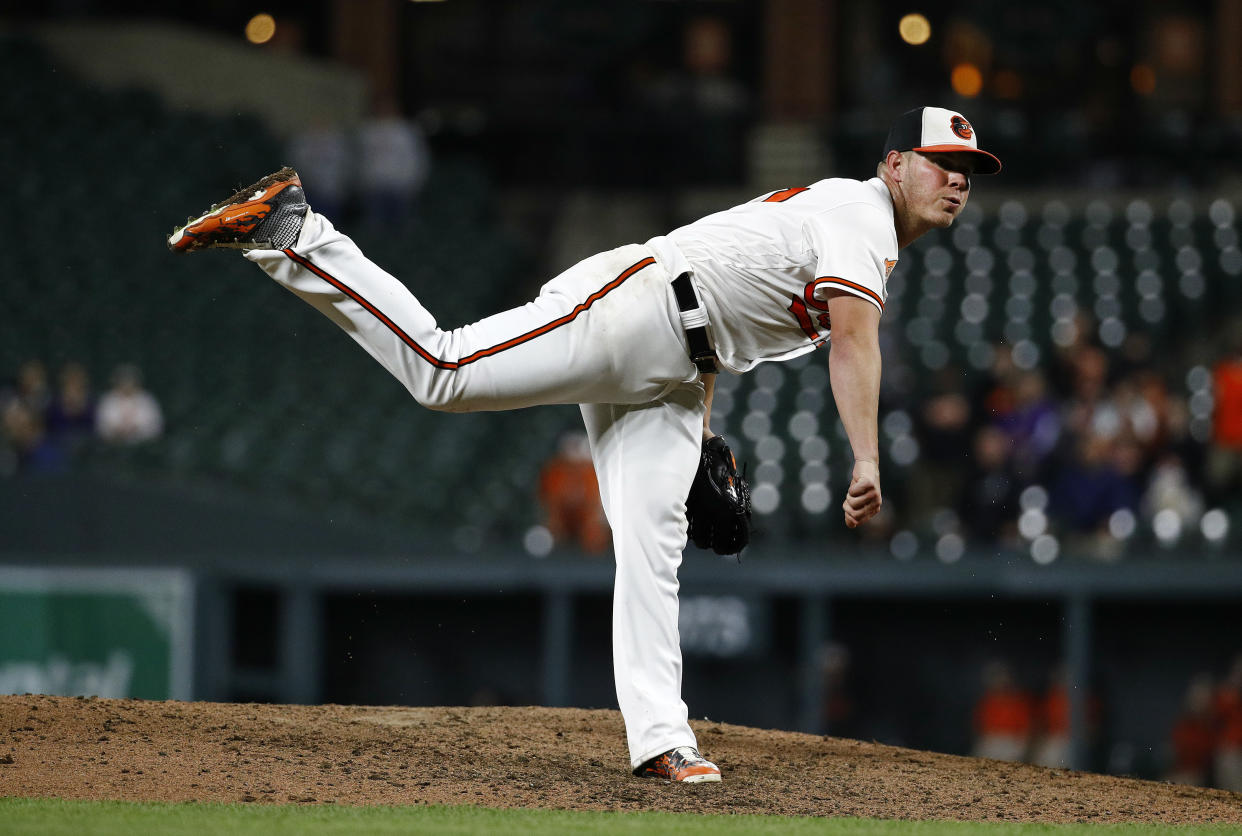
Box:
[167,167,301,253]
[679,773,722,783]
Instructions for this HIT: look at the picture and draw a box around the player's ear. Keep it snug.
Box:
[884,150,906,183]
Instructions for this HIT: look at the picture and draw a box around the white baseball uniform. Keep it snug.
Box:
[242,175,897,768]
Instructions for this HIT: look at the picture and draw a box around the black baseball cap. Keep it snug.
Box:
[883,106,1002,175]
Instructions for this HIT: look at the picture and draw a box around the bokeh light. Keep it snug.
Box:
[245,13,276,45]
[1109,508,1137,540]
[1153,509,1183,544]
[1131,64,1156,94]
[1031,535,1060,565]
[800,483,832,514]
[936,533,965,563]
[890,530,919,560]
[1018,508,1048,540]
[899,13,932,45]
[951,63,983,97]
[522,525,553,558]
[992,69,1023,99]
[751,482,781,515]
[1019,485,1049,512]
[1201,509,1229,543]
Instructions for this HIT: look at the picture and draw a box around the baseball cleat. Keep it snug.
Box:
[168,167,307,253]
[634,746,721,783]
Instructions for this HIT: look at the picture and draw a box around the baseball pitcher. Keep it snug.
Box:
[168,106,1000,782]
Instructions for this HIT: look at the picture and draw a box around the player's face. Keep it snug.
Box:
[907,152,973,227]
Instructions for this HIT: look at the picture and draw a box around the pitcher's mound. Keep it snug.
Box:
[1,695,1239,823]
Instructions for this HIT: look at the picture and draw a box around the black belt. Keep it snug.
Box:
[671,272,718,374]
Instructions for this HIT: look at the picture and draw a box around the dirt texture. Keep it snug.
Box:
[2,695,1240,823]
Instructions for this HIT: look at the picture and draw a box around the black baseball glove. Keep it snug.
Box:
[685,435,753,556]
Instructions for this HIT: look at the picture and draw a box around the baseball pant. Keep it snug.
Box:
[244,211,705,767]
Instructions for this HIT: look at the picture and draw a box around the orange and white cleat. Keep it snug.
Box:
[634,746,722,783]
[168,167,307,253]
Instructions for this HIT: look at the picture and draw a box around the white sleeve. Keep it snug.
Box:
[802,204,895,315]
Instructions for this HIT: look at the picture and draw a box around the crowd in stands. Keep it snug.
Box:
[5,305,1240,561]
[0,360,163,477]
[900,320,1236,558]
[521,310,1242,560]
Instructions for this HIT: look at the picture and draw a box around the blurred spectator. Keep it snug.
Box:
[357,96,430,227]
[910,369,973,526]
[1167,674,1217,787]
[1050,433,1140,535]
[972,661,1034,763]
[1143,453,1203,532]
[1165,389,1199,453]
[45,361,95,456]
[11,359,52,415]
[1,399,66,475]
[1031,667,1071,768]
[537,431,609,554]
[1118,370,1168,454]
[1046,312,1098,399]
[634,15,749,184]
[993,369,1061,483]
[96,364,163,445]
[977,343,1021,423]
[818,642,857,738]
[681,17,748,113]
[1208,352,1242,501]
[1,360,60,475]
[1213,354,1242,449]
[958,425,1020,545]
[288,119,351,223]
[1061,346,1111,441]
[1215,655,1242,792]
[1030,665,1100,769]
[1113,332,1156,383]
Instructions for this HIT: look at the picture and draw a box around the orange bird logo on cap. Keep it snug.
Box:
[950,115,973,140]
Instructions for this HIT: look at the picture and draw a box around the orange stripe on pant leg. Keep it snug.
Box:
[281,250,656,370]
[283,248,457,369]
[456,257,655,364]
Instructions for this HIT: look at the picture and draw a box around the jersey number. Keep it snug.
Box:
[788,277,832,345]
[766,185,826,343]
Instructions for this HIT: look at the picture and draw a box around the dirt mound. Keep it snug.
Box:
[1,695,1239,823]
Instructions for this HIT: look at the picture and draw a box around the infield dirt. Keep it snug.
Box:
[1,694,1239,823]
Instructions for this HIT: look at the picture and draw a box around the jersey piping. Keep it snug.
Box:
[817,277,885,312]
[281,249,656,370]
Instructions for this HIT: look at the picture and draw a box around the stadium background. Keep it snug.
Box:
[3,0,1242,791]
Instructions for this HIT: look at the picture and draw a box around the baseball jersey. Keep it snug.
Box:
[647,176,898,374]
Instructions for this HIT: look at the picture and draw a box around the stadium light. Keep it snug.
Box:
[951,63,984,98]
[245,14,276,45]
[899,13,932,45]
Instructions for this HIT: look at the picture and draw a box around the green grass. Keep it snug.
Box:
[2,798,1240,835]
